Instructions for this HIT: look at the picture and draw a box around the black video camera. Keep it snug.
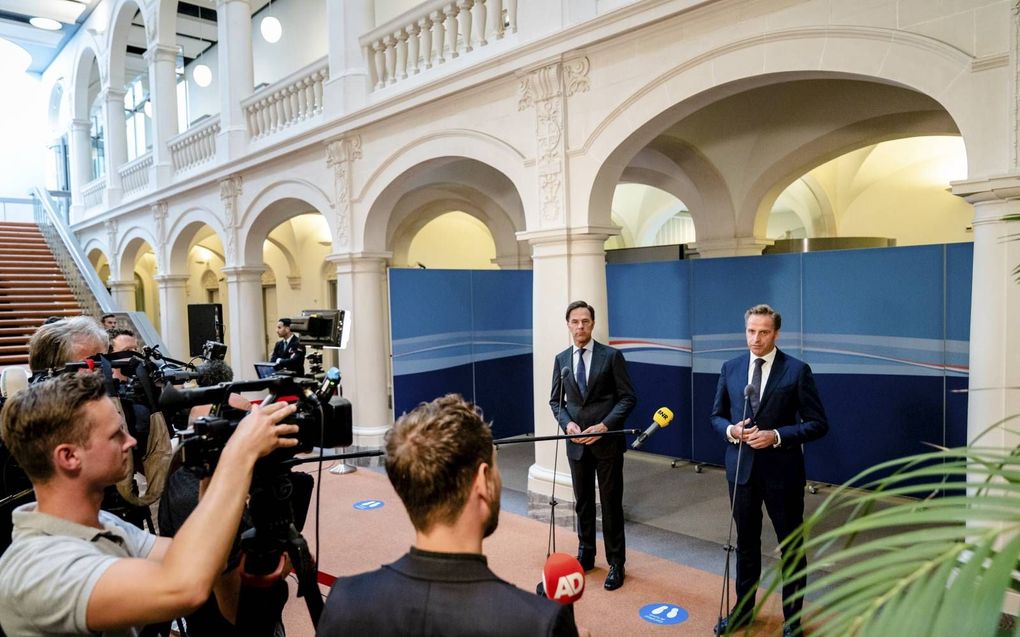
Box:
[159,369,353,477]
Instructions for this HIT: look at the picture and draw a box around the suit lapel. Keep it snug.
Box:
[759,349,786,410]
[584,342,608,402]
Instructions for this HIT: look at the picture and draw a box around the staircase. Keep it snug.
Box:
[0,222,83,366]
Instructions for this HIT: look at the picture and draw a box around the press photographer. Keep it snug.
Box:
[0,372,299,637]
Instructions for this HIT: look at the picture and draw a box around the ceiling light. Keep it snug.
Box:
[260,16,282,43]
[30,17,62,31]
[193,64,212,87]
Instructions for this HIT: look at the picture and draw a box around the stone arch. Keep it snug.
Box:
[117,227,158,279]
[744,114,960,238]
[166,207,226,273]
[240,179,337,265]
[70,43,102,121]
[106,0,148,91]
[358,131,531,250]
[152,0,180,47]
[583,27,983,245]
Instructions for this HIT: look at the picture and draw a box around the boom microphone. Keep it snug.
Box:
[542,553,585,605]
[631,406,674,450]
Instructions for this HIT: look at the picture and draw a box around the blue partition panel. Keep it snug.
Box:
[607,243,972,486]
[390,269,533,438]
[607,261,692,457]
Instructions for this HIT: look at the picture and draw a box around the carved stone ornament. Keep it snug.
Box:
[325,135,363,249]
[219,176,243,262]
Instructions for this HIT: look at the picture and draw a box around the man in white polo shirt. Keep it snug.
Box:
[0,372,298,637]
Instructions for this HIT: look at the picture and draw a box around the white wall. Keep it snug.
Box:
[0,41,48,198]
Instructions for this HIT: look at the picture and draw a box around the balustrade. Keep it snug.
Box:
[118,152,152,195]
[243,58,329,140]
[168,116,220,174]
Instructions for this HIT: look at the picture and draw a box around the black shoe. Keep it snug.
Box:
[576,552,595,572]
[713,613,752,635]
[782,622,801,637]
[604,564,625,590]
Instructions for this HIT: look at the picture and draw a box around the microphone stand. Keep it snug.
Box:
[549,370,568,557]
[717,389,754,634]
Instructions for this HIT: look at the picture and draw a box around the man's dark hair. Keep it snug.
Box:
[564,301,595,322]
[278,318,292,327]
[196,359,234,387]
[1,373,108,482]
[745,304,782,331]
[384,394,493,533]
[100,313,115,322]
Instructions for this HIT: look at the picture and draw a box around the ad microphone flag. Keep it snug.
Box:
[631,406,674,450]
[542,553,586,605]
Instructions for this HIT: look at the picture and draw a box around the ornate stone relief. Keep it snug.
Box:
[219,175,243,264]
[517,57,590,226]
[325,135,363,250]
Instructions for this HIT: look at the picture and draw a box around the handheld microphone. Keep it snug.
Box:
[317,367,342,402]
[631,406,674,450]
[744,384,755,399]
[542,553,585,605]
[560,367,570,380]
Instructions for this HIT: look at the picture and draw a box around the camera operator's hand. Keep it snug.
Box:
[222,401,299,461]
[86,402,299,632]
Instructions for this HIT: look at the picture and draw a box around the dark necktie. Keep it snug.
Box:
[576,349,588,396]
[750,357,765,414]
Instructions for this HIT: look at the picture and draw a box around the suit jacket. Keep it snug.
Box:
[549,341,637,461]
[316,548,578,637]
[710,349,828,486]
[271,335,305,375]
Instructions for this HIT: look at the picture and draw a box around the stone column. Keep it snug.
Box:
[952,175,1020,446]
[518,227,615,510]
[68,117,92,214]
[328,253,392,447]
[221,265,266,376]
[102,87,128,207]
[108,279,137,311]
[145,43,179,188]
[154,274,191,358]
[324,0,374,115]
[215,0,254,159]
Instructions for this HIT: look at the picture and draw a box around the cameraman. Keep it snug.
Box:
[0,372,298,637]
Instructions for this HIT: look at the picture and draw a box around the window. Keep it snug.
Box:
[123,76,151,161]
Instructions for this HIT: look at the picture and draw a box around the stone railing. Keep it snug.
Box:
[118,152,152,195]
[361,0,518,90]
[168,115,220,173]
[81,176,106,209]
[243,57,329,140]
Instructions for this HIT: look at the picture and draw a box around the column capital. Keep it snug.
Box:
[107,279,135,289]
[70,118,91,132]
[326,252,391,273]
[100,87,128,102]
[153,273,191,284]
[517,225,618,246]
[144,43,179,65]
[952,173,1020,204]
[221,265,266,281]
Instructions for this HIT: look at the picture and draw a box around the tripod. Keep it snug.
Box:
[233,450,383,635]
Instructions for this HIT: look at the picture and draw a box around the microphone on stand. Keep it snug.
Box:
[541,553,586,605]
[631,407,674,450]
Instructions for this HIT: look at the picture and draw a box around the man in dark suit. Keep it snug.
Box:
[711,304,828,637]
[270,318,305,375]
[317,394,582,637]
[549,300,636,591]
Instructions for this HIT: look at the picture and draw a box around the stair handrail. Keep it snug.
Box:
[31,188,169,354]
[32,187,113,317]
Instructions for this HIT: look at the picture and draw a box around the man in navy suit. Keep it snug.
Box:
[711,304,828,637]
[549,301,636,591]
[271,318,305,375]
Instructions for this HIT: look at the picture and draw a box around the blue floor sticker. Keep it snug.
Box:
[353,499,385,510]
[639,603,688,625]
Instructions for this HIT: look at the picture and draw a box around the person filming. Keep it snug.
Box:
[0,373,299,637]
